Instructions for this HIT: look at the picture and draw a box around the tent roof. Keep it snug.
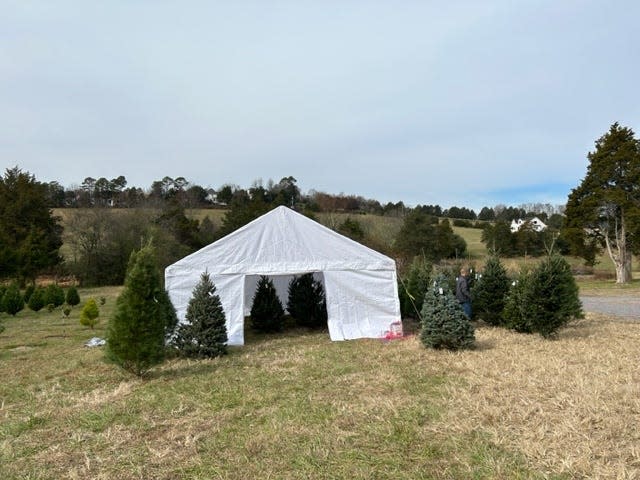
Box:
[165,206,395,275]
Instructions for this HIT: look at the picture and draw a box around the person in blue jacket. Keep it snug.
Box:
[456,267,472,318]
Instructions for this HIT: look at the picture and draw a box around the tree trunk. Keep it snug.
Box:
[605,215,633,284]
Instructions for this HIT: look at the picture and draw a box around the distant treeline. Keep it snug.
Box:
[44,173,564,221]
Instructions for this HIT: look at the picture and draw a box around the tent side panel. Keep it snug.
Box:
[323,269,401,341]
[165,270,246,346]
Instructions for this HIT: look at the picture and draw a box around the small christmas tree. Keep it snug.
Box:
[27,287,45,312]
[106,243,172,376]
[174,272,228,358]
[527,255,583,338]
[286,273,327,329]
[400,256,432,319]
[65,286,81,307]
[420,274,475,350]
[80,298,100,329]
[43,283,65,308]
[250,276,285,333]
[472,255,510,325]
[2,283,24,316]
[503,270,534,333]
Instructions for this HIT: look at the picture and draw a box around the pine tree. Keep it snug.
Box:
[400,256,432,318]
[80,298,100,329]
[528,255,583,338]
[250,276,285,333]
[2,283,24,316]
[420,274,475,350]
[503,271,534,333]
[504,256,583,338]
[43,283,65,308]
[173,272,228,358]
[27,286,45,312]
[106,243,172,376]
[65,286,81,307]
[472,255,510,325]
[286,273,327,329]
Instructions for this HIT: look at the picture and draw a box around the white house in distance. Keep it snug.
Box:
[510,217,547,233]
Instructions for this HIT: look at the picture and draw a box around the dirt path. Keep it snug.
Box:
[580,295,640,320]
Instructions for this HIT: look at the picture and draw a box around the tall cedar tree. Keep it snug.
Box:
[472,255,510,325]
[0,167,63,282]
[564,123,640,283]
[106,243,176,376]
[174,272,228,358]
[420,274,475,350]
[399,256,432,319]
[286,273,328,329]
[250,276,285,333]
[2,283,24,316]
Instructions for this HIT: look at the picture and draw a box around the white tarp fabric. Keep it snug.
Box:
[165,206,401,345]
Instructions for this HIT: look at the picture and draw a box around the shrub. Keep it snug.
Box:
[472,256,510,325]
[80,298,100,328]
[106,243,174,376]
[27,287,45,312]
[2,283,24,316]
[65,286,81,307]
[287,273,327,329]
[173,272,228,358]
[420,274,475,350]
[250,276,285,333]
[62,306,71,318]
[43,284,65,308]
[399,256,432,319]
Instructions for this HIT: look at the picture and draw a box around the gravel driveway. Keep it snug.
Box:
[580,295,640,320]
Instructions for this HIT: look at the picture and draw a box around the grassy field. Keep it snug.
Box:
[1,286,640,479]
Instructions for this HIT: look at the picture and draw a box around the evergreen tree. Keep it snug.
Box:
[504,256,583,337]
[250,276,285,333]
[0,167,63,282]
[399,256,432,318]
[527,255,583,338]
[27,286,45,312]
[65,286,81,307]
[106,243,173,376]
[43,283,65,308]
[173,272,228,358]
[503,270,534,333]
[2,283,24,316]
[564,123,640,283]
[80,298,100,329]
[286,273,327,329]
[420,274,475,350]
[472,255,510,325]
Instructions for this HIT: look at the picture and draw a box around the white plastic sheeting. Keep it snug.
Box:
[165,206,401,345]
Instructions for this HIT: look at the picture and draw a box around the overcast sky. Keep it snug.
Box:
[2,1,639,210]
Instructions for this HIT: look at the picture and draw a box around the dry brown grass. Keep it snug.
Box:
[412,314,640,479]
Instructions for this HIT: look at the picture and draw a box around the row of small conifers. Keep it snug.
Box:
[400,254,584,351]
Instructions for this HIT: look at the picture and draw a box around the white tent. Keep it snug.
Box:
[165,206,401,345]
